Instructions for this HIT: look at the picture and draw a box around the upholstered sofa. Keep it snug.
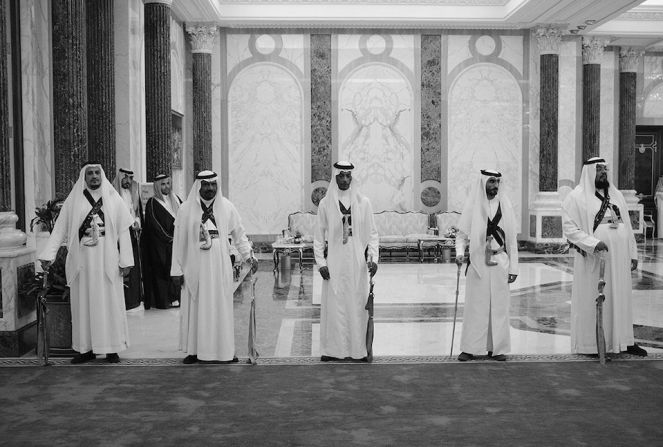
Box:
[285,210,456,260]
[372,210,433,258]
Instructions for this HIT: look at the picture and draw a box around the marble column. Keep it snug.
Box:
[528,26,565,247]
[186,24,217,175]
[310,34,332,207]
[51,0,88,197]
[536,26,561,192]
[582,37,608,161]
[619,47,645,235]
[144,0,171,181]
[0,0,10,211]
[86,0,115,175]
[618,47,641,190]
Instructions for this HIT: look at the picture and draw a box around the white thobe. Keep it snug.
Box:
[171,198,251,361]
[456,199,518,356]
[563,194,638,354]
[40,192,133,354]
[314,194,379,359]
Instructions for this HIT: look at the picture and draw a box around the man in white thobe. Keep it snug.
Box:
[562,157,646,356]
[39,163,134,364]
[455,169,518,362]
[171,171,257,364]
[314,161,379,362]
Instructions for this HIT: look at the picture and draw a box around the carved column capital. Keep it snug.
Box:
[619,47,644,73]
[534,26,563,55]
[186,24,218,54]
[582,36,610,64]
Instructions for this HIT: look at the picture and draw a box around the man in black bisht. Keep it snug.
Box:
[142,173,182,309]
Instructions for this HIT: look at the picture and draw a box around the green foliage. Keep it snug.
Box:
[30,199,65,233]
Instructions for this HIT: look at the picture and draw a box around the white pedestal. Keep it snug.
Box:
[527,192,565,244]
[0,212,36,356]
[621,190,644,235]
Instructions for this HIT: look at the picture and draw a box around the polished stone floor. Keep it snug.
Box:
[106,239,663,362]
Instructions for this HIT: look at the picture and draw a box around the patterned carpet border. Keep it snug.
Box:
[1,353,662,367]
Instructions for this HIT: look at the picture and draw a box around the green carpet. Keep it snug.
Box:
[1,361,662,446]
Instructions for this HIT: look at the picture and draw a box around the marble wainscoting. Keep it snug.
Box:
[336,34,419,213]
[226,34,309,235]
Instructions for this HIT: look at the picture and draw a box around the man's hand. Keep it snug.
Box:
[455,255,464,266]
[172,275,184,287]
[120,266,132,277]
[508,274,517,284]
[631,259,638,271]
[319,266,330,280]
[248,256,259,274]
[40,260,52,271]
[367,261,378,277]
[595,241,609,252]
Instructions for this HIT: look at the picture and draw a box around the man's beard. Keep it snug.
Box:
[87,183,100,190]
[595,178,610,190]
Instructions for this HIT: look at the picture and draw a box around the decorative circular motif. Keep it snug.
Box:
[366,35,387,55]
[475,35,496,56]
[359,34,393,58]
[248,34,283,57]
[311,187,327,207]
[255,34,276,55]
[469,34,501,58]
[421,186,441,207]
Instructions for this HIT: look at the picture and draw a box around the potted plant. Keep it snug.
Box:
[30,198,64,262]
[29,198,73,355]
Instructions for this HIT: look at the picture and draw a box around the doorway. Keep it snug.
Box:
[635,126,663,230]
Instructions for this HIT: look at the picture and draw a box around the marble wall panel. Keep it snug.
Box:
[338,63,415,212]
[336,35,363,74]
[558,39,581,192]
[500,35,524,76]
[643,83,663,118]
[541,215,563,238]
[226,34,252,73]
[390,35,416,74]
[170,19,185,116]
[114,0,145,180]
[448,63,523,226]
[228,63,304,234]
[21,0,52,226]
[280,34,306,75]
[600,50,618,185]
[643,55,663,92]
[447,35,472,73]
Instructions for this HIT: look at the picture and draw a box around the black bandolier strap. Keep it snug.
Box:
[466,202,506,275]
[569,190,622,256]
[78,189,105,241]
[593,190,621,232]
[486,203,506,250]
[201,200,216,227]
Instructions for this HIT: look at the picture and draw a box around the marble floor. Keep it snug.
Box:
[108,239,663,362]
